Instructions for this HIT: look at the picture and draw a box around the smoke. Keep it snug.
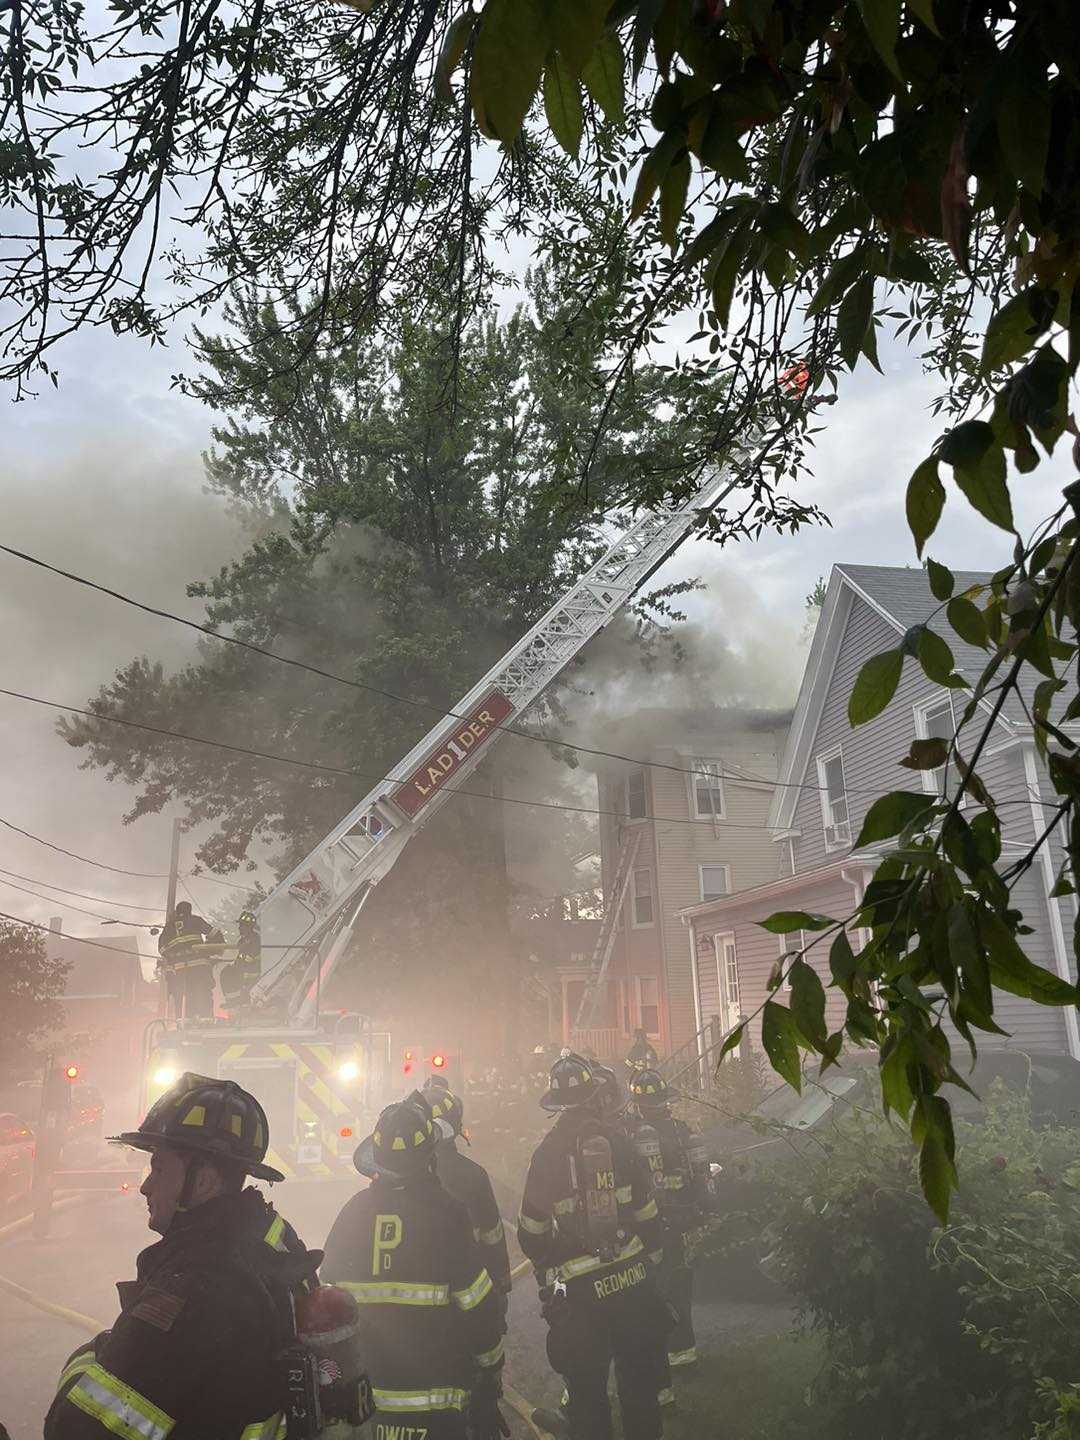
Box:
[0,432,249,960]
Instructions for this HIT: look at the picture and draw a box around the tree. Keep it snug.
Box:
[0,919,69,1085]
[59,253,700,1032]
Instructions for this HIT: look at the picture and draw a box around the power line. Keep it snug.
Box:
[0,874,158,928]
[0,684,815,832]
[0,907,162,962]
[0,866,161,912]
[0,539,1025,809]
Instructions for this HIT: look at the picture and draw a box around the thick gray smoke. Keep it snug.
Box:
[0,436,248,962]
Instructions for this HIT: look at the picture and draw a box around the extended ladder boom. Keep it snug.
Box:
[253,467,736,1023]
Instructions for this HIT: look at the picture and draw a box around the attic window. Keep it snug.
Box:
[626,769,648,820]
[691,758,724,818]
[817,749,850,850]
[914,695,960,801]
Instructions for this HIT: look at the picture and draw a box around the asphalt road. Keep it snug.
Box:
[0,1171,789,1440]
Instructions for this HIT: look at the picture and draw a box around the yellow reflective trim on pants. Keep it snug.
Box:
[668,1347,698,1367]
[475,1219,505,1247]
[475,1338,505,1369]
[373,1388,468,1413]
[518,1211,551,1235]
[632,1198,659,1222]
[67,1364,174,1440]
[338,1280,450,1306]
[663,1175,686,1190]
[554,1235,645,1281]
[240,1413,286,1440]
[452,1267,493,1311]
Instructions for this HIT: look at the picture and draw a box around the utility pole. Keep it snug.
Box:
[165,816,182,920]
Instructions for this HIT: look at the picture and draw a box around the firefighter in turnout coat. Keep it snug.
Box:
[420,1078,512,1310]
[628,1068,713,1374]
[323,1099,507,1440]
[45,1073,319,1440]
[518,1051,667,1440]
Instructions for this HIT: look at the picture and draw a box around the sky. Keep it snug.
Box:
[0,249,1073,971]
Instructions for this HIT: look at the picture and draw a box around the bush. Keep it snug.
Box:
[761,1080,1080,1440]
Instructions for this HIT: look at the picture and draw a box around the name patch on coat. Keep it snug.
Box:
[593,1261,647,1300]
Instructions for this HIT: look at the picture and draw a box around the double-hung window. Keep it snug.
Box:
[914,695,959,800]
[817,748,850,850]
[632,868,654,926]
[626,769,648,820]
[691,758,724,818]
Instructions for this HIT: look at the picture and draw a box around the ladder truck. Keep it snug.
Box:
[141,462,741,1177]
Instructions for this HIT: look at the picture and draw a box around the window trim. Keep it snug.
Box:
[699,862,732,903]
[636,976,661,1038]
[631,867,655,928]
[816,746,851,852]
[715,931,742,1029]
[689,756,726,820]
[913,693,965,805]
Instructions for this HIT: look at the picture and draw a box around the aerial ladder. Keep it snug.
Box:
[141,452,753,1175]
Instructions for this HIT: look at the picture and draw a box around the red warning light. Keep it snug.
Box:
[340,1127,353,1138]
[120,1182,130,1192]
[779,361,810,396]
[64,1064,79,1081]
[403,1048,415,1076]
[431,1053,447,1070]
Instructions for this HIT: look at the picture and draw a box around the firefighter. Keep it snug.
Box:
[45,1072,320,1440]
[421,1077,513,1309]
[518,1050,667,1440]
[219,909,262,1013]
[323,1099,508,1440]
[158,901,218,1021]
[627,1068,712,1376]
[625,1029,659,1074]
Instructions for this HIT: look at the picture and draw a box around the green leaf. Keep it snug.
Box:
[806,243,870,317]
[980,910,1080,1004]
[762,1001,802,1092]
[471,0,549,144]
[714,1023,745,1069]
[855,790,935,847]
[549,0,609,76]
[710,224,748,331]
[581,30,624,124]
[848,648,904,725]
[789,959,828,1050]
[981,286,1054,373]
[915,1094,957,1223]
[938,421,1014,532]
[759,911,834,935]
[884,245,937,286]
[759,203,811,263]
[630,129,682,221]
[836,273,874,371]
[880,1036,916,1120]
[829,930,858,998]
[997,56,1051,197]
[917,625,956,685]
[926,558,954,601]
[858,0,901,76]
[899,737,949,771]
[906,457,945,558]
[543,53,584,157]
[435,10,477,103]
[947,596,989,649]
[659,153,690,250]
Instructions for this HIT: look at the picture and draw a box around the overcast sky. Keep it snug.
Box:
[0,271,1072,969]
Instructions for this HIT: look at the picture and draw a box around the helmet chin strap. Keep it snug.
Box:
[174,1151,207,1217]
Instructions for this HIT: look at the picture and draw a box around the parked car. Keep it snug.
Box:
[0,1112,34,1208]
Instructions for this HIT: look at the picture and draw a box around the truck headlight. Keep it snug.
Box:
[153,1065,179,1088]
[337,1059,361,1083]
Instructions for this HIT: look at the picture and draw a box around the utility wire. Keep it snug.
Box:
[0,875,158,928]
[1,542,1028,810]
[0,866,162,912]
[0,907,162,962]
[0,683,815,831]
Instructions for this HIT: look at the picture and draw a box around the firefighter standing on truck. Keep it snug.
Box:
[421,1075,513,1311]
[628,1068,714,1376]
[45,1073,322,1440]
[158,901,218,1020]
[219,909,262,1013]
[322,1098,508,1440]
[518,1050,666,1440]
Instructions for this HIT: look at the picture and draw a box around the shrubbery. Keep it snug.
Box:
[761,1080,1080,1439]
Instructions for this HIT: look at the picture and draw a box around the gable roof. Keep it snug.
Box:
[767,562,1017,832]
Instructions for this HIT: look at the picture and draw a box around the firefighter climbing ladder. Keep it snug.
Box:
[253,464,742,1023]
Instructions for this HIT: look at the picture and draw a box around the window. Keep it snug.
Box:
[700,864,731,902]
[691,758,724,818]
[716,933,742,1027]
[775,932,799,992]
[632,868,654,926]
[817,748,850,849]
[915,696,960,800]
[626,769,648,820]
[638,977,661,1036]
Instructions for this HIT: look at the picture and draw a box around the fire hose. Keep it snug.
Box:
[0,1205,554,1439]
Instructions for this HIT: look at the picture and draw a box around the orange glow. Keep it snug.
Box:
[340,1126,353,1138]
[64,1064,79,1080]
[431,1053,446,1069]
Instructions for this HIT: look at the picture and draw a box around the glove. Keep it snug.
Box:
[469,1374,511,1440]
